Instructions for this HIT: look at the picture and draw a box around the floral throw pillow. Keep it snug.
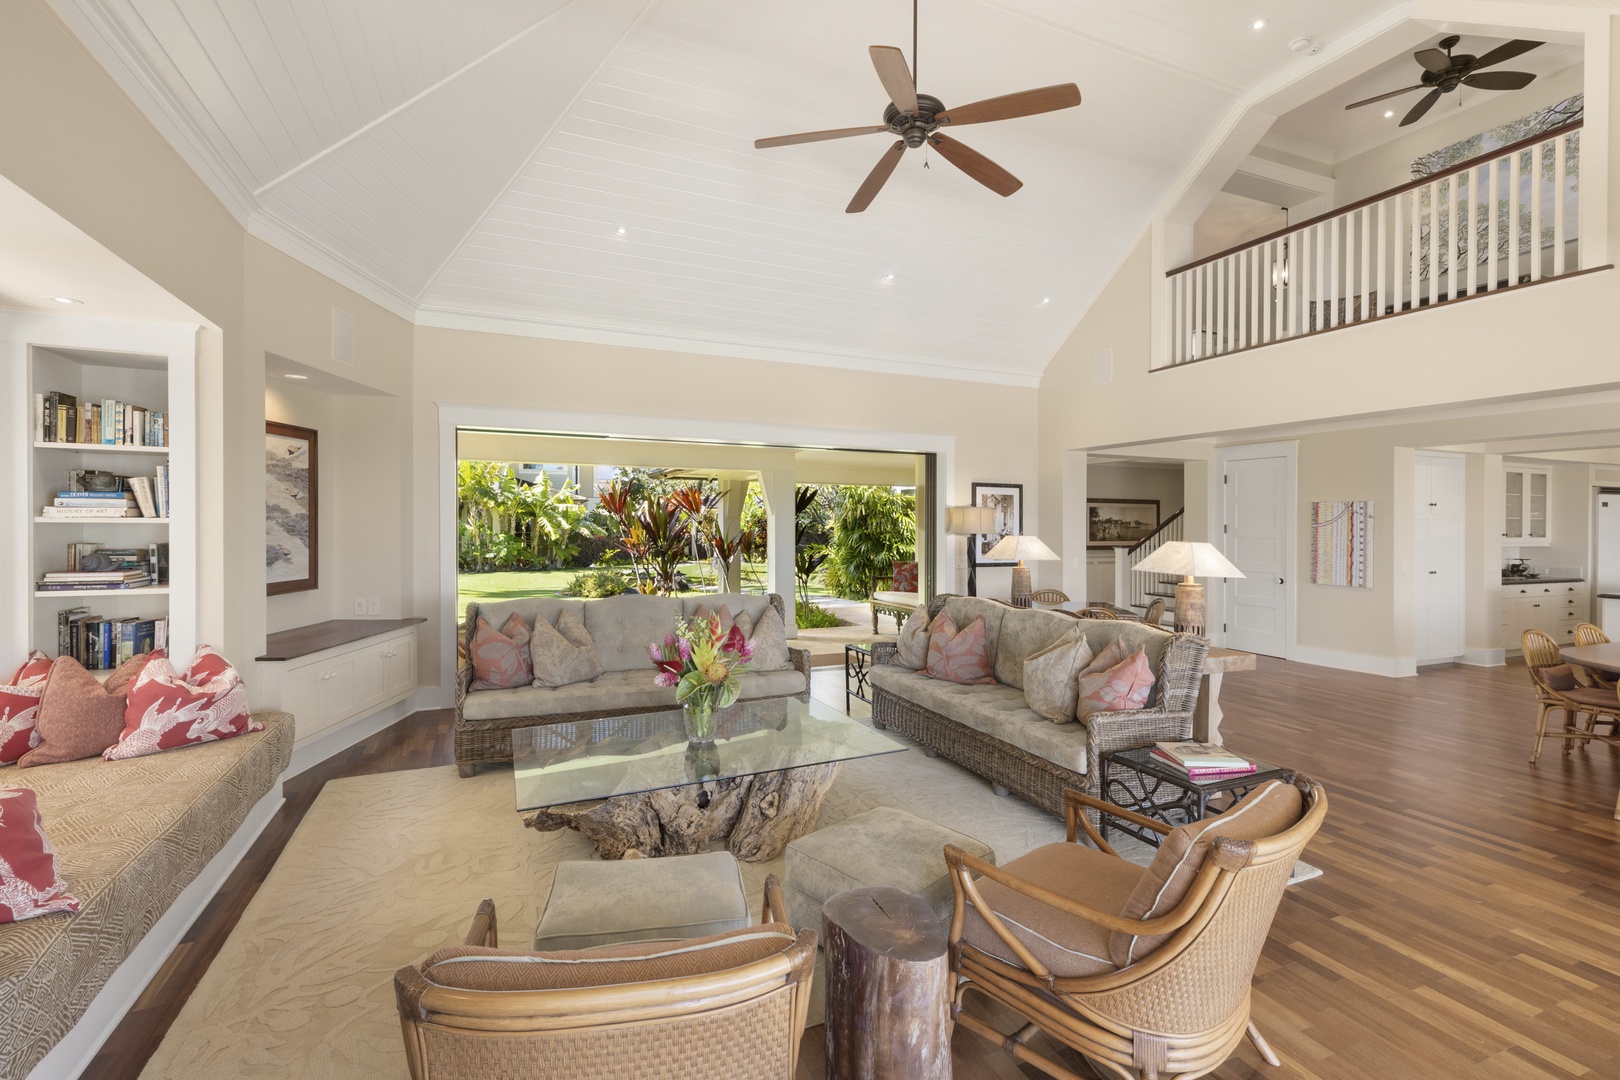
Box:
[890,561,919,593]
[1079,637,1129,679]
[470,614,534,690]
[923,613,996,685]
[105,646,261,761]
[0,788,79,923]
[1077,648,1156,720]
[0,652,53,766]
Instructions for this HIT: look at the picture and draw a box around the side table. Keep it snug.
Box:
[1099,745,1293,847]
[844,644,873,712]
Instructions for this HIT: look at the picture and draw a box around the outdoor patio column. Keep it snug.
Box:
[714,470,751,593]
[759,468,798,636]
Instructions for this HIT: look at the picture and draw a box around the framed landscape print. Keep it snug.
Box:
[1087,498,1159,549]
[971,482,1023,564]
[266,421,318,595]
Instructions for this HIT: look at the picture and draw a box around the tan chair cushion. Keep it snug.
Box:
[1558,685,1620,708]
[423,924,800,991]
[1022,627,1093,723]
[1540,664,1578,692]
[1111,779,1303,967]
[529,610,604,688]
[535,850,750,950]
[961,842,1143,978]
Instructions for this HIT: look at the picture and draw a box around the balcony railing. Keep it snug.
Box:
[1162,120,1585,367]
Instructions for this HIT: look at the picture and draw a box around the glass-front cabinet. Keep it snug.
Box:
[1503,467,1549,545]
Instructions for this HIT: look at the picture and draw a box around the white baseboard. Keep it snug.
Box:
[1461,647,1507,667]
[26,783,284,1080]
[1290,645,1417,678]
[415,683,454,710]
[285,693,421,778]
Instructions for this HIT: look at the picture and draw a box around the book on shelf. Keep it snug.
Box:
[36,579,154,591]
[32,390,169,447]
[1151,741,1258,777]
[41,505,140,519]
[128,476,156,518]
[53,610,166,670]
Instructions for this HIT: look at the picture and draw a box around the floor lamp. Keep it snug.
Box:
[984,534,1061,607]
[946,506,998,596]
[1131,540,1245,636]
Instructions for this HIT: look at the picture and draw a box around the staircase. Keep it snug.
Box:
[1113,509,1184,614]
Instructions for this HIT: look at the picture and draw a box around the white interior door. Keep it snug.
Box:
[1222,450,1292,657]
[1414,453,1465,663]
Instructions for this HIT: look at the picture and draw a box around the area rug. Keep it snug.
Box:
[138,745,1316,1079]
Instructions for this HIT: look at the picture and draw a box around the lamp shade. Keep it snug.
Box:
[946,506,998,535]
[984,534,1060,563]
[1132,541,1245,579]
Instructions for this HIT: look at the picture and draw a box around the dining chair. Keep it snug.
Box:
[1142,598,1166,628]
[1029,589,1070,608]
[1075,607,1119,620]
[1522,628,1620,771]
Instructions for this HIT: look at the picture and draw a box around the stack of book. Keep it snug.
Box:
[34,391,168,447]
[37,569,153,592]
[41,490,141,519]
[56,608,166,670]
[1151,741,1258,779]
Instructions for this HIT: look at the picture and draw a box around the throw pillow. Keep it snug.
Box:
[469,614,534,691]
[890,561,919,592]
[1079,637,1129,678]
[105,646,261,761]
[0,652,53,765]
[1022,628,1094,723]
[0,788,79,923]
[20,654,148,767]
[1541,664,1578,692]
[531,610,604,688]
[1077,648,1155,720]
[895,605,931,670]
[924,613,996,685]
[735,605,792,672]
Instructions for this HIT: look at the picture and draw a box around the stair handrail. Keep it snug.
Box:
[1128,508,1185,556]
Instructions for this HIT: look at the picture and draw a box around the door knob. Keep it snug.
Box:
[1276,577,1285,585]
[1428,570,1438,574]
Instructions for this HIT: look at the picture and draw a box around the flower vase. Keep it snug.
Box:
[682,699,717,745]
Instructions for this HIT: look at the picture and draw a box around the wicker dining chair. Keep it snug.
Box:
[945,777,1327,1080]
[1573,622,1618,690]
[1142,598,1167,627]
[1076,607,1119,620]
[395,877,816,1080]
[1522,628,1620,764]
[1030,589,1070,607]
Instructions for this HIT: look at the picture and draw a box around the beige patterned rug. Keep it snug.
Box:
[138,746,1068,1079]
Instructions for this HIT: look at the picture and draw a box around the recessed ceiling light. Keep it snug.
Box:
[1040,296,1052,305]
[47,296,82,305]
[1252,19,1266,30]
[615,226,627,237]
[1384,110,1394,118]
[283,373,309,380]
[882,271,896,282]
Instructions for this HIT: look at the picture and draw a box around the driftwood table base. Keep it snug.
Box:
[523,761,842,862]
[822,886,951,1080]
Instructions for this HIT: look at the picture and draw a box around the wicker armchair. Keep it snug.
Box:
[395,877,816,1080]
[1522,628,1620,763]
[945,778,1327,1080]
[1142,598,1166,627]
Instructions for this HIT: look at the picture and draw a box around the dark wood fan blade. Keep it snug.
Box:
[1400,87,1443,126]
[927,133,1022,197]
[1463,70,1536,91]
[846,141,907,213]
[755,125,889,149]
[1414,47,1453,73]
[1473,39,1542,70]
[1344,85,1427,110]
[935,84,1081,126]
[869,45,918,114]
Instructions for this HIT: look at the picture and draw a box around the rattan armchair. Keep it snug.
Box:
[1522,628,1620,764]
[945,779,1327,1080]
[395,876,816,1080]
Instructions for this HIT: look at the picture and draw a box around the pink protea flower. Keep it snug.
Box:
[677,637,693,662]
[653,670,679,688]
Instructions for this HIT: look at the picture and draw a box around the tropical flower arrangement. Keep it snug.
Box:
[650,614,752,742]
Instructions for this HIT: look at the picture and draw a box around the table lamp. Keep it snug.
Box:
[946,506,998,596]
[1131,540,1244,636]
[983,534,1060,607]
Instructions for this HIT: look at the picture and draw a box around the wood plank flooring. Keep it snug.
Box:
[89,657,1620,1080]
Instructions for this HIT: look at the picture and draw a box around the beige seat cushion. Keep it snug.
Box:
[582,595,682,672]
[462,667,806,722]
[534,850,751,950]
[783,807,995,927]
[961,842,1143,978]
[1111,779,1303,966]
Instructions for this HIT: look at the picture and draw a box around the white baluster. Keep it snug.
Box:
[1486,156,1499,291]
[1409,187,1421,307]
[1391,190,1403,313]
[1553,134,1567,277]
[1529,144,1543,282]
[1376,200,1388,318]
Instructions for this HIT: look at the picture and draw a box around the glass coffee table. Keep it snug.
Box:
[514,696,907,861]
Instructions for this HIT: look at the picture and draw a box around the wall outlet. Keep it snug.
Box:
[367,598,380,616]
[353,598,365,615]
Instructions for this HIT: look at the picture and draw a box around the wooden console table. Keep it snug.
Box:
[1195,648,1257,744]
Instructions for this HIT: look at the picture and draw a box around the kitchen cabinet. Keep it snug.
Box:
[1414,453,1466,663]
[256,622,420,746]
[1501,581,1587,650]
[1503,467,1549,545]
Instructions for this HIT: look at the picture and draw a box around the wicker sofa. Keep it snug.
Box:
[455,593,811,776]
[869,595,1208,815]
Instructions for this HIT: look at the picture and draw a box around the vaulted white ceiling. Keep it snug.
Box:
[54,0,1405,383]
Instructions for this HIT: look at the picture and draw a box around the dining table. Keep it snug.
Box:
[1559,643,1620,677]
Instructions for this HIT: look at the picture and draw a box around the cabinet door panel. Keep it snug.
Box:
[384,635,415,700]
[354,643,388,711]
[318,657,358,728]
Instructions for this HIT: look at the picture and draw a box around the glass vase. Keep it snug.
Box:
[682,698,717,744]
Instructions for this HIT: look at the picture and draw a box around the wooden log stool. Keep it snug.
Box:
[822,886,951,1080]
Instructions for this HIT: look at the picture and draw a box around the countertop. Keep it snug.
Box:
[1501,577,1585,585]
[1598,593,1620,601]
[257,618,425,661]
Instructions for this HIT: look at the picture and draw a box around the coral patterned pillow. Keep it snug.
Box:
[1079,637,1129,678]
[1077,649,1156,720]
[105,646,261,761]
[0,787,79,922]
[891,561,919,593]
[923,613,996,685]
[469,614,534,690]
[0,652,53,766]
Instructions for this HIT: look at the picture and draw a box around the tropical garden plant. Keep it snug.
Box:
[456,462,599,572]
[824,485,917,600]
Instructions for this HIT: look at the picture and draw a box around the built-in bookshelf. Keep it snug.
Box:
[1,314,198,670]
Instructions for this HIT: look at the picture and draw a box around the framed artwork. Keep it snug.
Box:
[266,421,318,595]
[971,482,1023,564]
[1310,500,1372,588]
[1087,499,1160,549]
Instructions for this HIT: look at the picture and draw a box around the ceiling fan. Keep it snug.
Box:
[752,2,1081,213]
[1345,35,1542,127]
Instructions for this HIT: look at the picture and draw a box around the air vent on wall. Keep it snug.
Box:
[331,307,355,365]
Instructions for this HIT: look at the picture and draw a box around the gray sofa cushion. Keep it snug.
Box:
[462,668,807,722]
[582,595,683,672]
[992,607,1081,689]
[469,597,587,633]
[868,665,1089,774]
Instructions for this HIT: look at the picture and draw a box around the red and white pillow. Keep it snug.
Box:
[0,652,53,766]
[104,646,260,761]
[0,787,79,923]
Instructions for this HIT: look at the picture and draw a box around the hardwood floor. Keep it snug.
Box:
[92,658,1620,1080]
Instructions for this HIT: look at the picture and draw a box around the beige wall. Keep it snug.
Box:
[1086,463,1185,521]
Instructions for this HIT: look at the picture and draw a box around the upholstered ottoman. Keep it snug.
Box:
[533,850,751,950]
[785,807,997,931]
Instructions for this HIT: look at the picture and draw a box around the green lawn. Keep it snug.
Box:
[457,561,835,611]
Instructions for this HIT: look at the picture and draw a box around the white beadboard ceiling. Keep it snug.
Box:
[55,0,1406,383]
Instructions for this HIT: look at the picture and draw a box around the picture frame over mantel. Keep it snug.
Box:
[1087,498,1159,549]
[971,482,1023,565]
[266,421,318,595]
